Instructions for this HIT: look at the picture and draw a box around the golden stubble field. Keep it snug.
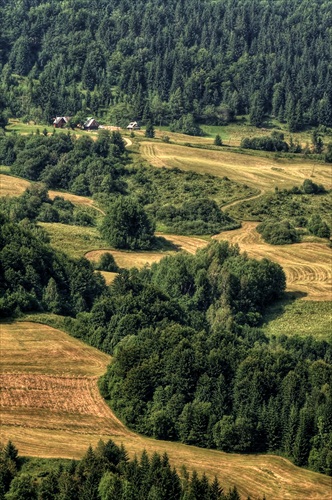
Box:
[140,142,332,192]
[0,173,98,208]
[214,222,332,301]
[1,321,331,500]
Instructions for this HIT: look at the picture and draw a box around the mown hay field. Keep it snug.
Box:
[85,234,207,269]
[214,222,332,302]
[1,321,331,500]
[140,142,332,192]
[0,173,98,209]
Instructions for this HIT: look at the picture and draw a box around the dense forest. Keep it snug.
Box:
[0,0,331,129]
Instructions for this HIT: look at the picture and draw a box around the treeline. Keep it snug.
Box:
[62,241,331,475]
[0,130,249,236]
[0,440,250,500]
[0,0,331,129]
[0,214,105,317]
[0,182,96,226]
[240,130,332,160]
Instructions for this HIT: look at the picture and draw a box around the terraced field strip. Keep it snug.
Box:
[85,235,207,269]
[85,249,168,269]
[214,222,332,301]
[140,142,332,191]
[1,321,331,499]
[156,233,208,254]
[0,173,31,196]
[0,322,110,376]
[0,173,103,213]
[0,373,129,436]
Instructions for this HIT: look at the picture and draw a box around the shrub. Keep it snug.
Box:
[100,197,155,250]
[257,219,300,245]
[307,215,331,239]
[95,253,119,272]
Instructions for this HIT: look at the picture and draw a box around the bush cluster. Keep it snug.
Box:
[256,219,300,245]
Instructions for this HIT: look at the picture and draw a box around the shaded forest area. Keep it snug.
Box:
[0,0,331,129]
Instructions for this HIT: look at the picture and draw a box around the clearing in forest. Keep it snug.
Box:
[0,321,331,500]
[140,142,332,192]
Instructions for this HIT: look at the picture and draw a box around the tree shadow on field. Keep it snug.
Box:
[152,235,181,252]
[260,291,308,326]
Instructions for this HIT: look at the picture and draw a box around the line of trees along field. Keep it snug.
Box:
[0,440,251,500]
[0,0,331,129]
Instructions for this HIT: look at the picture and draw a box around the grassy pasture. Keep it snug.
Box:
[1,321,331,500]
[140,142,331,192]
[38,223,109,259]
[157,119,332,147]
[0,173,31,196]
[0,322,110,376]
[262,300,332,341]
[214,222,332,304]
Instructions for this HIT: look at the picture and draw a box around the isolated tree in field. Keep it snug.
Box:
[325,142,332,163]
[214,134,222,146]
[101,197,155,250]
[145,121,155,138]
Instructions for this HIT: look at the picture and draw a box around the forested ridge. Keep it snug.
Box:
[0,0,331,129]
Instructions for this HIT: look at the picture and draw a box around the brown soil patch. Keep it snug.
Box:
[214,223,332,301]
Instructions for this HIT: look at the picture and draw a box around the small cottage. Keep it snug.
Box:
[84,118,100,130]
[53,116,68,128]
[127,121,140,130]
